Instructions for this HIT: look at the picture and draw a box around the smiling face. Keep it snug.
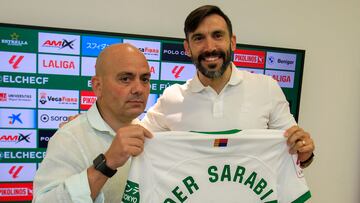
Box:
[184,14,236,80]
[92,44,150,126]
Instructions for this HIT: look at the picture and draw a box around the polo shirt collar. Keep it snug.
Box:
[87,103,116,136]
[189,63,244,93]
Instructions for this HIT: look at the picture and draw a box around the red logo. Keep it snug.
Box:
[0,93,7,101]
[233,49,265,68]
[42,59,75,69]
[0,183,33,202]
[8,55,24,69]
[171,66,185,78]
[8,166,24,179]
[80,91,96,110]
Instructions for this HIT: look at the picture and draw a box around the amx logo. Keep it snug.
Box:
[8,166,24,179]
[0,133,31,143]
[8,113,22,125]
[42,39,76,50]
[172,66,185,78]
[8,55,24,69]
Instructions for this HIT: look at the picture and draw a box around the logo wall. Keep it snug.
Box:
[80,91,96,110]
[0,163,37,181]
[123,39,160,61]
[38,32,80,55]
[38,54,80,76]
[160,62,196,81]
[0,87,36,108]
[38,89,79,109]
[0,51,36,73]
[0,129,37,148]
[0,108,36,128]
[233,49,265,68]
[0,183,33,202]
[81,56,97,76]
[38,109,78,129]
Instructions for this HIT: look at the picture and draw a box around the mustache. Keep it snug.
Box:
[198,50,226,61]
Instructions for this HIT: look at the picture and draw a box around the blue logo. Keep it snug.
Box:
[82,36,122,56]
[268,56,275,64]
[8,113,23,124]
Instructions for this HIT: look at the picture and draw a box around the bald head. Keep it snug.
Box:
[95,43,148,76]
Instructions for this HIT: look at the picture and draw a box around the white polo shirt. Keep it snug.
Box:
[142,64,296,132]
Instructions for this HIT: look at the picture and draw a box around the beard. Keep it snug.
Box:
[192,47,232,79]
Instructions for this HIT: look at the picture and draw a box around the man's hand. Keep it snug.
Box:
[104,124,153,170]
[284,125,315,162]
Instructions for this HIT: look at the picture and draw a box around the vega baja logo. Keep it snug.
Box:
[39,92,78,105]
[42,39,76,50]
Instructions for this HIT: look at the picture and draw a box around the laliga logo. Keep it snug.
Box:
[172,66,185,79]
[8,165,24,179]
[8,55,24,69]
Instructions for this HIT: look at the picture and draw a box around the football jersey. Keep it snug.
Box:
[122,129,311,203]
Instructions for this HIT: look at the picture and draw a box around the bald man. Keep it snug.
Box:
[33,44,152,203]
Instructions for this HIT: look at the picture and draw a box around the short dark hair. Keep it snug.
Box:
[184,5,233,40]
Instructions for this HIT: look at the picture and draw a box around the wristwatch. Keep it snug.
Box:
[93,153,117,178]
[300,153,315,168]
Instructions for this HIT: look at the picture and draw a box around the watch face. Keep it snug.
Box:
[94,153,106,168]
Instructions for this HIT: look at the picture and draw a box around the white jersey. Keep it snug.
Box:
[122,129,311,203]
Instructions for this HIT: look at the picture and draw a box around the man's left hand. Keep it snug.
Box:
[284,125,315,162]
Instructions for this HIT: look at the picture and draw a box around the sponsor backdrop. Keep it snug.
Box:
[0,23,305,202]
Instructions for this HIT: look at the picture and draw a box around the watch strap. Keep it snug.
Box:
[93,153,117,178]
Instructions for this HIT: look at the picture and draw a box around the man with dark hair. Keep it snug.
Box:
[142,5,315,167]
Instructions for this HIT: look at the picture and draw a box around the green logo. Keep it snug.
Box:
[0,27,38,52]
[122,180,140,203]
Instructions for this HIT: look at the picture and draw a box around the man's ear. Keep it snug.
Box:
[230,35,237,51]
[91,76,102,98]
[183,40,192,57]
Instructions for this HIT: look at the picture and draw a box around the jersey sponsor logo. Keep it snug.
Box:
[148,61,160,80]
[0,163,37,181]
[38,32,80,55]
[81,56,96,76]
[265,70,295,88]
[0,108,36,129]
[0,87,36,108]
[161,43,191,62]
[38,109,78,129]
[233,49,265,68]
[38,89,79,109]
[1,33,29,47]
[213,138,228,147]
[122,180,140,203]
[38,129,56,148]
[81,36,122,56]
[266,52,296,71]
[80,90,96,110]
[161,62,196,81]
[123,39,160,61]
[0,129,37,148]
[38,54,80,76]
[0,51,36,73]
[0,182,33,202]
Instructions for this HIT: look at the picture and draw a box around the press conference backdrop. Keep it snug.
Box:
[0,23,304,202]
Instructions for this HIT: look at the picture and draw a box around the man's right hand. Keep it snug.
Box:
[104,124,153,170]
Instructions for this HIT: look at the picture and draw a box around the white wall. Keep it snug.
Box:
[1,0,359,202]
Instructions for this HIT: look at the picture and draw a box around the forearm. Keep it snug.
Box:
[87,166,108,200]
